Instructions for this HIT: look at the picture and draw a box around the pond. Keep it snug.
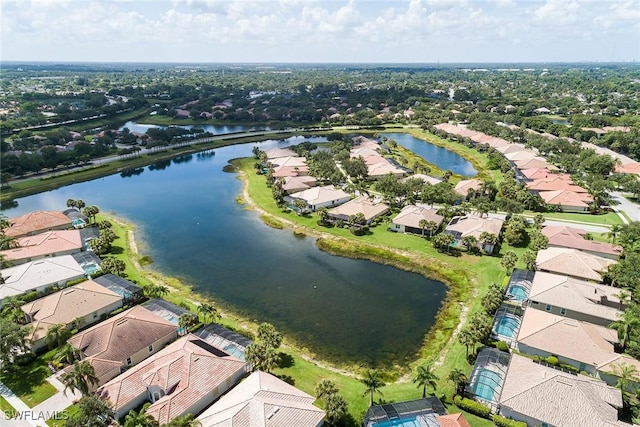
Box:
[118,120,266,135]
[384,132,477,176]
[3,136,447,367]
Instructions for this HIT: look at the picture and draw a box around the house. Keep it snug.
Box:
[402,174,443,186]
[513,157,556,171]
[196,371,325,427]
[526,271,625,326]
[520,167,555,181]
[453,179,483,198]
[352,136,380,150]
[597,354,640,389]
[542,225,622,259]
[0,255,86,303]
[526,177,588,194]
[5,211,72,238]
[538,189,594,212]
[615,162,640,176]
[272,165,309,178]
[0,230,83,265]
[535,247,616,282]
[194,323,253,362]
[498,353,627,427]
[327,196,389,225]
[445,214,504,253]
[390,205,444,235]
[22,280,123,352]
[281,176,317,194]
[365,159,407,180]
[285,186,351,212]
[494,143,528,156]
[264,147,297,159]
[269,156,307,169]
[516,308,618,376]
[68,305,178,387]
[97,334,247,424]
[141,298,198,335]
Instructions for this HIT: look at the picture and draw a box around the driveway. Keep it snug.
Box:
[610,192,640,223]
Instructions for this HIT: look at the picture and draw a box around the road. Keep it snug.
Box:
[610,191,640,223]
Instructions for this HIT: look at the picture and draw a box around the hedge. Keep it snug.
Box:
[454,396,491,418]
[493,415,527,427]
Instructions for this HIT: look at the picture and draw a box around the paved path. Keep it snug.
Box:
[611,192,640,223]
[0,381,40,427]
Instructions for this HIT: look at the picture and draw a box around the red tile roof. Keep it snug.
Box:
[437,413,472,427]
[5,211,71,237]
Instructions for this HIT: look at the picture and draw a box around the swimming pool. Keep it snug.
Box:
[371,417,423,427]
[506,284,528,302]
[470,368,502,402]
[72,218,85,228]
[82,263,100,275]
[493,312,521,338]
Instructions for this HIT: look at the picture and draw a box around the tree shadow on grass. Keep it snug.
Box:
[277,352,295,369]
[109,246,124,255]
[275,374,295,385]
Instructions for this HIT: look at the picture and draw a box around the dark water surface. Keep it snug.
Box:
[3,135,451,366]
[384,132,478,176]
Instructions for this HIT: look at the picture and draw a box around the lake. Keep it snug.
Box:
[384,132,477,176]
[118,120,267,135]
[2,134,463,366]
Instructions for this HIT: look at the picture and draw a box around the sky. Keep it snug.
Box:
[1,0,639,64]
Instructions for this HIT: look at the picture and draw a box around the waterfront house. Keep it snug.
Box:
[68,305,178,387]
[526,271,625,326]
[285,186,351,212]
[5,211,72,238]
[0,230,83,265]
[498,353,626,427]
[197,371,325,427]
[97,334,247,424]
[516,308,618,376]
[92,274,144,303]
[281,176,317,194]
[535,247,616,282]
[390,204,444,235]
[453,179,483,198]
[0,255,86,304]
[327,196,389,225]
[264,147,297,159]
[401,174,443,186]
[444,214,504,253]
[22,280,123,352]
[542,225,622,259]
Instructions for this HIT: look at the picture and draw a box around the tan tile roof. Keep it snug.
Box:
[445,214,504,239]
[505,150,537,162]
[0,255,85,300]
[264,148,297,159]
[98,334,246,425]
[392,205,444,229]
[494,143,528,155]
[500,354,624,427]
[327,196,389,222]
[597,354,640,377]
[22,280,122,343]
[517,309,618,367]
[401,174,443,185]
[437,413,471,427]
[542,226,622,257]
[197,371,325,427]
[453,179,482,196]
[0,230,82,262]
[615,162,640,175]
[528,272,623,322]
[288,186,351,206]
[269,156,307,168]
[514,157,556,170]
[272,165,309,178]
[5,211,71,237]
[366,160,407,177]
[68,305,178,380]
[536,248,616,282]
[539,189,593,208]
[520,168,554,180]
[281,176,317,193]
[351,136,380,150]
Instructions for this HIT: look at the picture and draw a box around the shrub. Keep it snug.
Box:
[66,277,88,287]
[495,341,509,352]
[546,356,559,366]
[22,291,40,303]
[493,415,527,427]
[454,396,491,418]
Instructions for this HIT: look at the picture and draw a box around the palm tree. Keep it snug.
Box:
[62,361,99,397]
[324,392,348,424]
[54,343,78,366]
[413,362,439,398]
[178,313,197,333]
[197,303,219,324]
[317,207,329,224]
[46,323,72,350]
[458,328,475,358]
[614,363,639,405]
[123,403,159,427]
[164,414,201,427]
[418,219,428,237]
[447,368,468,397]
[609,307,640,350]
[245,342,279,373]
[479,232,499,254]
[145,284,169,299]
[315,379,338,400]
[606,224,624,244]
[425,220,439,238]
[360,369,385,406]
[1,295,26,323]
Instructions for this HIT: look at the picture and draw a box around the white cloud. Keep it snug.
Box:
[534,0,580,25]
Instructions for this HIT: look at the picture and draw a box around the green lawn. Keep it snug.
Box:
[0,395,16,415]
[0,351,58,408]
[46,403,80,427]
[536,210,623,226]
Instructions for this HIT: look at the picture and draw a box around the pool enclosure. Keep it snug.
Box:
[504,269,533,304]
[491,304,524,346]
[363,397,447,427]
[466,348,510,411]
[195,323,253,361]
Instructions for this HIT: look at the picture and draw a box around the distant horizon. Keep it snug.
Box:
[2,1,638,64]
